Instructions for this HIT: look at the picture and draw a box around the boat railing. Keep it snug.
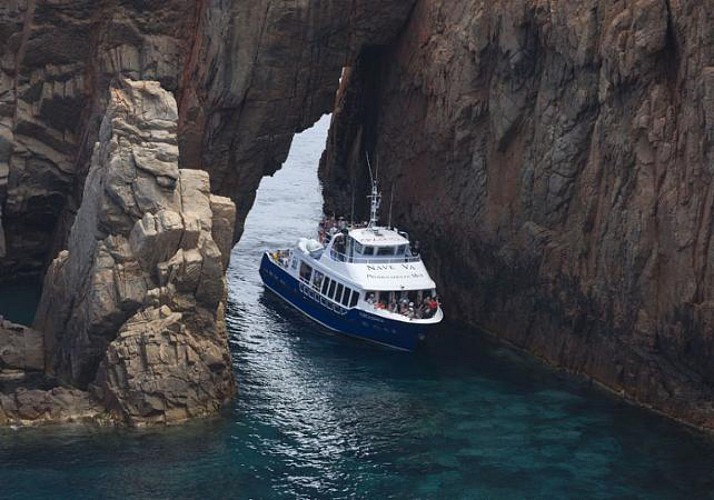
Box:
[329,249,421,264]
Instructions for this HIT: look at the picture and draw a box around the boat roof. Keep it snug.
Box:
[348,227,409,246]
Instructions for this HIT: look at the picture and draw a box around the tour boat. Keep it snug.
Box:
[259,178,443,351]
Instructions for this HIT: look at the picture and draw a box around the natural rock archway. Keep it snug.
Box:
[4,0,714,431]
[0,0,417,425]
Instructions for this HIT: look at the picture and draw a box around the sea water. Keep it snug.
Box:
[2,115,714,498]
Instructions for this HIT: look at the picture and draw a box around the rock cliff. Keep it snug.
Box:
[321,0,714,429]
[3,0,714,431]
[0,0,415,425]
[0,0,417,281]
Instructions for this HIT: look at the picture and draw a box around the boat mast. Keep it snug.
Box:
[366,154,381,228]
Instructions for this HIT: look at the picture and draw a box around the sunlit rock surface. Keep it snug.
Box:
[31,80,235,425]
[0,0,417,281]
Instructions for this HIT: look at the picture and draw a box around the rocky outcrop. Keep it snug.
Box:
[0,387,101,426]
[322,0,714,429]
[1,0,416,427]
[33,79,235,425]
[0,0,200,282]
[177,0,418,241]
[0,320,100,426]
[7,0,713,432]
[0,1,417,282]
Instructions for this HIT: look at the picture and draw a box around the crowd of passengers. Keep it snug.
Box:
[273,249,291,267]
[317,216,363,244]
[366,292,439,319]
[317,216,421,257]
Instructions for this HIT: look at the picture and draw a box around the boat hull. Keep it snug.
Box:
[259,254,432,351]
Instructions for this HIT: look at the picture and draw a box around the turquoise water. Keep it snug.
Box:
[3,115,714,498]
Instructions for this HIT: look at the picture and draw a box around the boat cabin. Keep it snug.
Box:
[328,227,418,263]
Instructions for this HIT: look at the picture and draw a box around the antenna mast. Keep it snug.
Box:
[365,153,381,228]
[388,182,395,229]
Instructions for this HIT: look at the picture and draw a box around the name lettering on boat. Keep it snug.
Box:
[365,263,425,280]
[367,264,416,271]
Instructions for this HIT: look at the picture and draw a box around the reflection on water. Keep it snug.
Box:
[2,114,714,498]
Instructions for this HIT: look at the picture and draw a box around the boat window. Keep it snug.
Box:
[396,245,407,255]
[349,291,359,307]
[341,288,351,307]
[335,283,344,303]
[363,246,375,256]
[321,277,331,295]
[328,280,337,299]
[299,262,313,282]
[353,240,364,254]
[313,271,324,290]
[377,246,395,256]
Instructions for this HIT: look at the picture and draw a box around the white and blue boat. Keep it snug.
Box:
[259,177,443,351]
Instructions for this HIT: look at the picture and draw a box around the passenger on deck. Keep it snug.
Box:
[334,235,346,260]
[424,296,438,318]
[366,293,376,306]
[410,240,421,257]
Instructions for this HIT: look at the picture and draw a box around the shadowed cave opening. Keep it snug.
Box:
[0,280,42,325]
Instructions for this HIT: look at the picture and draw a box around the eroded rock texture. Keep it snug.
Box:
[322,0,714,429]
[0,319,43,372]
[0,0,199,282]
[33,80,235,425]
[0,0,417,282]
[178,0,418,241]
[0,0,416,426]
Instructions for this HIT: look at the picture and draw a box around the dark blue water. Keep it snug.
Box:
[0,282,42,325]
[3,115,714,498]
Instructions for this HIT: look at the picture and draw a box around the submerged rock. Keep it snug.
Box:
[32,79,235,426]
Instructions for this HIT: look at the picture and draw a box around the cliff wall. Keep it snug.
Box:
[321,0,714,429]
[0,0,416,282]
[4,0,714,430]
[0,1,416,425]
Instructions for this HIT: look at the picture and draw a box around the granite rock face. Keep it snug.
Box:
[0,386,101,426]
[0,0,199,282]
[0,0,417,281]
[33,79,235,425]
[322,0,714,429]
[0,0,415,426]
[6,0,714,432]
